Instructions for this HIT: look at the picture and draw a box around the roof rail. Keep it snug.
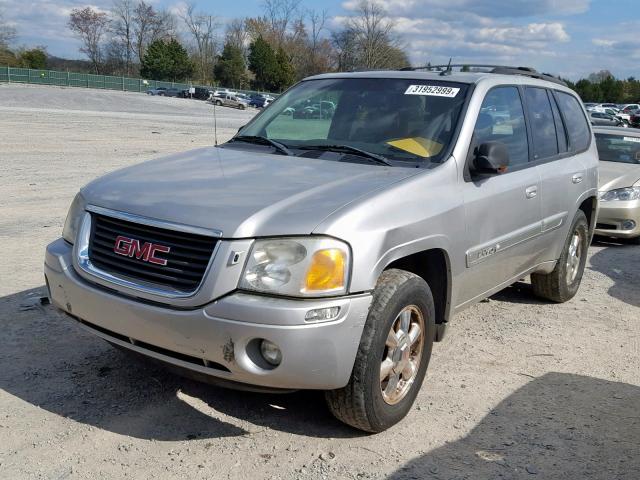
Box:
[400,64,567,87]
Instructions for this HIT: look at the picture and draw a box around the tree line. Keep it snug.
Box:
[5,3,639,101]
[563,70,640,104]
[1,0,409,92]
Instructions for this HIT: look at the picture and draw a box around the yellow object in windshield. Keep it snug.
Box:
[386,137,444,158]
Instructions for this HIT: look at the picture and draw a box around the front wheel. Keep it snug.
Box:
[325,269,435,432]
[531,210,589,302]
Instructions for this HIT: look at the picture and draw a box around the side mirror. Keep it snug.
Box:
[472,142,510,175]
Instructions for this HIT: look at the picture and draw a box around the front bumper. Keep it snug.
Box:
[595,199,640,239]
[45,238,371,390]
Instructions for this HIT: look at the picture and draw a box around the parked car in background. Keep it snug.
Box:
[619,104,640,112]
[249,94,273,108]
[146,87,167,96]
[186,87,212,100]
[589,103,620,114]
[164,88,183,98]
[617,104,640,125]
[630,111,640,128]
[589,111,625,127]
[212,89,238,99]
[212,93,248,109]
[593,126,640,243]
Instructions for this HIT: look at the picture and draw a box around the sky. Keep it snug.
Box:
[1,0,639,80]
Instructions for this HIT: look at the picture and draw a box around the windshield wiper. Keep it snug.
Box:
[297,144,392,166]
[228,135,293,156]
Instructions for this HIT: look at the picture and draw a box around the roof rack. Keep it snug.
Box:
[400,64,567,87]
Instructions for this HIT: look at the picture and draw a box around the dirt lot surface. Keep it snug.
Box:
[1,84,639,480]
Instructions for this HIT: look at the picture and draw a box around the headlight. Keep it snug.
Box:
[240,237,350,297]
[599,187,640,202]
[62,193,87,244]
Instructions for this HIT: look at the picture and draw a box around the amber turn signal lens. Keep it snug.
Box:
[304,249,346,292]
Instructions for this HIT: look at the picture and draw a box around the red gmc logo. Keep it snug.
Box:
[113,236,171,266]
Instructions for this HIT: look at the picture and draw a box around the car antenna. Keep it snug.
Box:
[440,58,453,76]
[212,93,219,146]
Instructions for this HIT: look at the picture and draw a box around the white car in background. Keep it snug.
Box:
[617,104,640,124]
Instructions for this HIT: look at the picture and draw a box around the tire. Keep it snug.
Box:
[531,210,589,302]
[325,269,436,432]
[215,100,222,106]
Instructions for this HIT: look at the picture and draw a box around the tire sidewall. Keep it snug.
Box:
[559,211,589,298]
[363,275,436,431]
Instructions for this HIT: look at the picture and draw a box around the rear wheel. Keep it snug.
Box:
[325,269,435,432]
[531,210,589,302]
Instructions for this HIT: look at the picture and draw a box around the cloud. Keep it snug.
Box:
[2,0,113,47]
[337,0,590,76]
[341,0,590,18]
[591,36,640,60]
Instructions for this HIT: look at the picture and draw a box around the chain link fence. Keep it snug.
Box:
[0,66,275,97]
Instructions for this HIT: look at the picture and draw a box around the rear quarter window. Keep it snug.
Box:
[524,87,558,160]
[555,92,591,152]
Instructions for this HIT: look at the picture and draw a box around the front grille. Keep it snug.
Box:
[88,213,218,293]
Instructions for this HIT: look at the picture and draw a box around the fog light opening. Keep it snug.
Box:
[621,220,636,231]
[260,339,282,366]
[305,306,340,323]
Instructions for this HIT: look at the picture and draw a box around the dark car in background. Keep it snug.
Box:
[146,87,167,96]
[249,94,273,108]
[183,86,212,100]
[164,88,184,98]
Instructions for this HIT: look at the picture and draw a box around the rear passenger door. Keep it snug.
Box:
[458,86,543,305]
[529,89,592,262]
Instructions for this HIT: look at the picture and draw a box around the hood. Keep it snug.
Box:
[81,146,419,238]
[599,160,640,191]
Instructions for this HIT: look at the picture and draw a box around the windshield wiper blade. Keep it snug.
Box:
[297,144,392,166]
[229,135,293,156]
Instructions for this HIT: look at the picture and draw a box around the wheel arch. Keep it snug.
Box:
[384,248,452,342]
[578,194,598,239]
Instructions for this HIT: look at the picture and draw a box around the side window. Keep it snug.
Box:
[549,91,568,153]
[555,92,591,152]
[524,87,558,160]
[473,87,529,166]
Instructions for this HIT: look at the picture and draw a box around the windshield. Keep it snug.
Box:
[595,133,640,164]
[235,78,469,165]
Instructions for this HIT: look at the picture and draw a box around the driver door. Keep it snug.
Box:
[457,86,543,306]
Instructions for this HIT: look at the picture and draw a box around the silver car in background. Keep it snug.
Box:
[594,126,640,243]
[211,93,248,110]
[45,66,598,432]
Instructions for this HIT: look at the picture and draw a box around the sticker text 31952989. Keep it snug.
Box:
[404,85,460,98]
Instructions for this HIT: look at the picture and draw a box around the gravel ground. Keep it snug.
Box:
[1,84,639,480]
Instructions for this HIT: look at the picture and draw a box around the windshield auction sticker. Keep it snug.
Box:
[404,85,460,97]
[623,136,640,143]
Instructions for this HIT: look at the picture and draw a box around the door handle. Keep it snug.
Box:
[572,173,583,184]
[525,185,538,199]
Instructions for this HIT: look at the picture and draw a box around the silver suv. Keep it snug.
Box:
[45,66,598,432]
